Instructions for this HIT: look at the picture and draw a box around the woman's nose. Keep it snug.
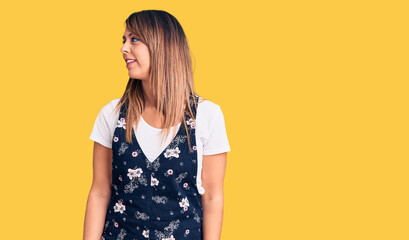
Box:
[121,44,129,53]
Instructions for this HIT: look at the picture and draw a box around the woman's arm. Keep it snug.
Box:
[83,142,113,240]
[201,152,227,240]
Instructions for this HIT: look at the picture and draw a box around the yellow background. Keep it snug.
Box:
[0,0,408,239]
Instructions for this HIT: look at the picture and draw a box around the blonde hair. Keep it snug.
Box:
[113,10,205,153]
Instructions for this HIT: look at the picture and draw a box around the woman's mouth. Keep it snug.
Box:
[127,60,136,67]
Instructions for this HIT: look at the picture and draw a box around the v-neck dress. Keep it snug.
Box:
[100,94,203,240]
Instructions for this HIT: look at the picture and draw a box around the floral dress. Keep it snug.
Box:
[100,94,203,240]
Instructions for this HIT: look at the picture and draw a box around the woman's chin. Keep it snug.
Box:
[129,74,146,81]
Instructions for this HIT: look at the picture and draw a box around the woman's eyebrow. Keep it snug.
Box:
[122,33,136,38]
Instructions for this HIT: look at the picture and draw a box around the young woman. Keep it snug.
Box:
[83,10,231,240]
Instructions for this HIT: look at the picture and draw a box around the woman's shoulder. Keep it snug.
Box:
[196,96,225,132]
[98,97,121,118]
[197,96,222,114]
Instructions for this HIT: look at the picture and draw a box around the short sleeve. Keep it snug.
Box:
[202,106,231,155]
[89,104,113,149]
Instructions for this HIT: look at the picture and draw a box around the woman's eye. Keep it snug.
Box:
[122,38,140,44]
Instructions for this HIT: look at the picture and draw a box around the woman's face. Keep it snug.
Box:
[121,28,150,81]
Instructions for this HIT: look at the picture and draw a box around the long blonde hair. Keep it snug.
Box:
[113,10,204,153]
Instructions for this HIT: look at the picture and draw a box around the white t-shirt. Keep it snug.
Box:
[89,97,231,195]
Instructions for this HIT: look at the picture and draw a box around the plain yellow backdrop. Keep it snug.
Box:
[0,0,408,239]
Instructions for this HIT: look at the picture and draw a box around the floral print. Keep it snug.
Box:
[186,118,196,129]
[132,151,139,157]
[179,197,190,212]
[117,117,126,129]
[127,167,143,180]
[143,229,149,238]
[151,175,159,186]
[162,235,175,240]
[164,147,181,158]
[114,200,126,214]
[100,94,203,240]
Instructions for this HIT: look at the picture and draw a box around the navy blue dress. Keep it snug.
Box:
[101,94,203,240]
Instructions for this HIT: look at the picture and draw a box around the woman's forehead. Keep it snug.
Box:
[123,28,141,37]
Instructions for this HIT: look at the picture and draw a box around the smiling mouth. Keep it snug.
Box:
[127,60,136,67]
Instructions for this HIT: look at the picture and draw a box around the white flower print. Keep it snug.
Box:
[151,175,159,186]
[117,117,126,129]
[161,235,175,240]
[186,118,196,129]
[114,200,126,214]
[142,229,149,238]
[127,168,143,180]
[164,147,181,158]
[179,197,189,211]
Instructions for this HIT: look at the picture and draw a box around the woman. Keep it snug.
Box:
[83,10,231,240]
